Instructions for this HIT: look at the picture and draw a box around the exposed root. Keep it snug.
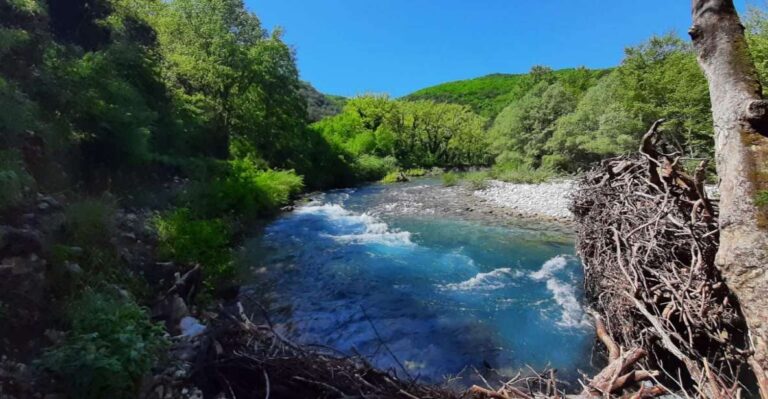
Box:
[571,120,754,398]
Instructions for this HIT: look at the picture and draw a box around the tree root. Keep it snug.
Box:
[571,120,753,398]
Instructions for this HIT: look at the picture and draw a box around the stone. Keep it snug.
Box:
[64,261,82,274]
[0,226,42,258]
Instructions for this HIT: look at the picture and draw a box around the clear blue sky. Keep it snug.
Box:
[248,0,753,98]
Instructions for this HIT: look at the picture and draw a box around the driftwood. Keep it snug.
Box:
[467,314,665,399]
[185,303,459,399]
[572,120,753,398]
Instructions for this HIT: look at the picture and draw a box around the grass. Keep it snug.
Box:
[441,172,459,186]
[404,168,428,177]
[381,168,430,183]
[380,171,403,184]
[756,190,768,207]
[462,171,490,190]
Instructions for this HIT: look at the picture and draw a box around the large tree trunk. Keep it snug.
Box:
[690,1,768,396]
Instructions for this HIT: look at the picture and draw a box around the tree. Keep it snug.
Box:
[746,6,768,93]
[547,72,643,170]
[153,0,267,157]
[490,81,577,167]
[617,34,713,157]
[690,1,768,396]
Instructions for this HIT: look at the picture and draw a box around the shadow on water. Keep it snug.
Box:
[239,180,598,387]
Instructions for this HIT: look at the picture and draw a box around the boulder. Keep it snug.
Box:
[0,227,42,258]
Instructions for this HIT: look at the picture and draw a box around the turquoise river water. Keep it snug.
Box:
[242,179,595,385]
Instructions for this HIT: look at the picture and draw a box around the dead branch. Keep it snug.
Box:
[572,121,752,398]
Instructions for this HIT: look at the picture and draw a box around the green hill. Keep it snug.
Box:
[300,82,348,122]
[404,68,611,119]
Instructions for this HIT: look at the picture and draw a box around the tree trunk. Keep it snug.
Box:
[690,1,768,396]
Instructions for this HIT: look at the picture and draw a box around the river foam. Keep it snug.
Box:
[297,203,414,247]
[530,255,591,329]
[440,267,520,291]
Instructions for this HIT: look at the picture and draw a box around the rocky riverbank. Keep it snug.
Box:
[366,178,576,229]
[474,179,575,221]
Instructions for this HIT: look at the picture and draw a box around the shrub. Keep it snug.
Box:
[404,168,428,177]
[491,163,557,184]
[0,150,33,210]
[250,168,305,210]
[381,171,403,184]
[63,198,116,249]
[0,78,38,138]
[352,155,398,181]
[41,290,167,399]
[463,171,490,190]
[154,208,233,290]
[442,172,459,187]
[192,157,304,218]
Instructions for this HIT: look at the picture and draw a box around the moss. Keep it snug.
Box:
[756,190,768,207]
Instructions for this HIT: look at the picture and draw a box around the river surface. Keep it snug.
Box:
[242,179,595,385]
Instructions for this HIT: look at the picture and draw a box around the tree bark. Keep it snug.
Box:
[690,1,768,397]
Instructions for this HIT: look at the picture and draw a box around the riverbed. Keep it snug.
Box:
[241,178,595,385]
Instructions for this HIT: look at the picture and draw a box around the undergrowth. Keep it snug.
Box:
[0,149,34,210]
[40,290,167,399]
[442,172,459,186]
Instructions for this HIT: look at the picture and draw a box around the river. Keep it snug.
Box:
[241,178,595,385]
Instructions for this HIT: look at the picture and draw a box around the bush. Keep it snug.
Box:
[352,155,398,181]
[41,290,167,399]
[404,168,427,177]
[442,172,459,187]
[154,208,234,290]
[0,150,33,210]
[63,198,116,249]
[463,171,489,190]
[380,171,404,184]
[192,157,304,218]
[491,163,557,184]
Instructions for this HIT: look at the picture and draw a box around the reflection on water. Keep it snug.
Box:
[241,182,595,384]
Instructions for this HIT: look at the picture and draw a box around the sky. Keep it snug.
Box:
[248,0,753,98]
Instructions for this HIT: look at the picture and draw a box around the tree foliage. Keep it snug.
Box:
[488,33,714,172]
[406,68,609,119]
[312,96,490,172]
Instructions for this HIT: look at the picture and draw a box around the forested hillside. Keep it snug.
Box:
[400,35,719,172]
[405,68,610,119]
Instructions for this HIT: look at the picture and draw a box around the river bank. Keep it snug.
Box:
[357,177,576,230]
